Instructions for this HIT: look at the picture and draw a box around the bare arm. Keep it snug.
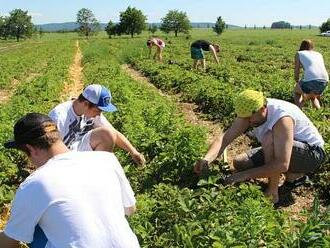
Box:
[209,45,219,64]
[115,130,146,166]
[225,117,294,183]
[194,118,249,175]
[294,53,301,83]
[0,232,19,248]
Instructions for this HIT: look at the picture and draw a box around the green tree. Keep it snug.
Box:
[76,8,100,38]
[271,21,291,29]
[148,24,158,34]
[320,18,330,33]
[105,20,116,38]
[160,10,191,37]
[0,16,8,39]
[119,6,146,38]
[6,9,33,42]
[213,16,225,35]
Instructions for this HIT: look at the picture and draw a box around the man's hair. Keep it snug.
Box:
[77,93,97,108]
[213,44,220,52]
[19,122,61,155]
[299,39,314,51]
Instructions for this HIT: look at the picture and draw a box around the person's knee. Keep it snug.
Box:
[233,153,254,171]
[91,127,117,151]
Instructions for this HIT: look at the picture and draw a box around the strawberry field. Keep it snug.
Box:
[0,29,329,246]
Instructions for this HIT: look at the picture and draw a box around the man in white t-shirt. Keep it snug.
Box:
[0,113,140,248]
[49,84,145,167]
[194,90,325,204]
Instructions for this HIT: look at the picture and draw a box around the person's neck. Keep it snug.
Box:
[35,142,70,169]
[72,100,85,116]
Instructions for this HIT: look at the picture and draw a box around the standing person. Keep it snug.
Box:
[191,40,220,71]
[49,84,146,167]
[294,39,328,109]
[147,37,165,62]
[194,90,325,204]
[0,113,140,247]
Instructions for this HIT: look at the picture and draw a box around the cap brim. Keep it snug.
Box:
[98,104,117,112]
[4,140,19,149]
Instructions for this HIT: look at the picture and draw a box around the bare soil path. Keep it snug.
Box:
[121,63,321,222]
[60,40,84,100]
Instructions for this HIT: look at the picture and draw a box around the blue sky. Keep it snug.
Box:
[0,0,329,26]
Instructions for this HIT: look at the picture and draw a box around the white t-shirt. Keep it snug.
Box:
[298,50,329,82]
[253,99,324,148]
[49,101,113,149]
[4,151,139,248]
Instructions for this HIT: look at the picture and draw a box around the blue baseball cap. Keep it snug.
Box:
[82,84,117,112]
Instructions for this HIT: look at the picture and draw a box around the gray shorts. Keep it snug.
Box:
[247,140,326,173]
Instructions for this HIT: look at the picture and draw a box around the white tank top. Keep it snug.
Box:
[298,50,329,82]
[253,99,324,148]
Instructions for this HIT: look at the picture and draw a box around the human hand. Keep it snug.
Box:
[131,152,146,168]
[193,159,209,176]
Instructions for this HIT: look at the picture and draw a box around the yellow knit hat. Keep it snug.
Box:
[233,90,265,118]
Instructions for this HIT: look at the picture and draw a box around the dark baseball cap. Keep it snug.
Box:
[4,113,57,149]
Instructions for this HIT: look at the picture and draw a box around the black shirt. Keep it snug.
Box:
[191,40,211,51]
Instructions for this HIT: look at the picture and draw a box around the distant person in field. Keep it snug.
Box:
[294,39,328,109]
[194,89,325,204]
[49,84,146,167]
[147,37,165,62]
[0,113,140,247]
[190,40,220,71]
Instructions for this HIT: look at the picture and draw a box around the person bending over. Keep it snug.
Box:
[191,40,220,71]
[194,90,325,204]
[49,84,145,167]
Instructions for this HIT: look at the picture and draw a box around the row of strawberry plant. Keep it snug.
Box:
[0,40,63,90]
[0,39,76,207]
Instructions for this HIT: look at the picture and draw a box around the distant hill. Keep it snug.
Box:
[36,22,241,32]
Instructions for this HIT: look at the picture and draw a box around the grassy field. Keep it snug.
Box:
[0,29,329,247]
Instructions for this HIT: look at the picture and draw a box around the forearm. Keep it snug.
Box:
[234,161,287,182]
[294,70,300,82]
[0,232,19,248]
[115,132,138,154]
[204,135,227,163]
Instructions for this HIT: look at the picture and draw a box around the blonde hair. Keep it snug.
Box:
[299,39,314,51]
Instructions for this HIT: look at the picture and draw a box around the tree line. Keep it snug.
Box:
[1,7,330,42]
[79,7,226,38]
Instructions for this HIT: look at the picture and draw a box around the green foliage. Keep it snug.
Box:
[271,21,291,29]
[76,8,100,38]
[148,24,158,34]
[105,20,116,38]
[320,18,330,33]
[160,10,191,37]
[5,9,34,42]
[119,6,147,38]
[130,183,304,247]
[213,16,225,36]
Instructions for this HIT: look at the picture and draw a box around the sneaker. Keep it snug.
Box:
[282,175,309,189]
